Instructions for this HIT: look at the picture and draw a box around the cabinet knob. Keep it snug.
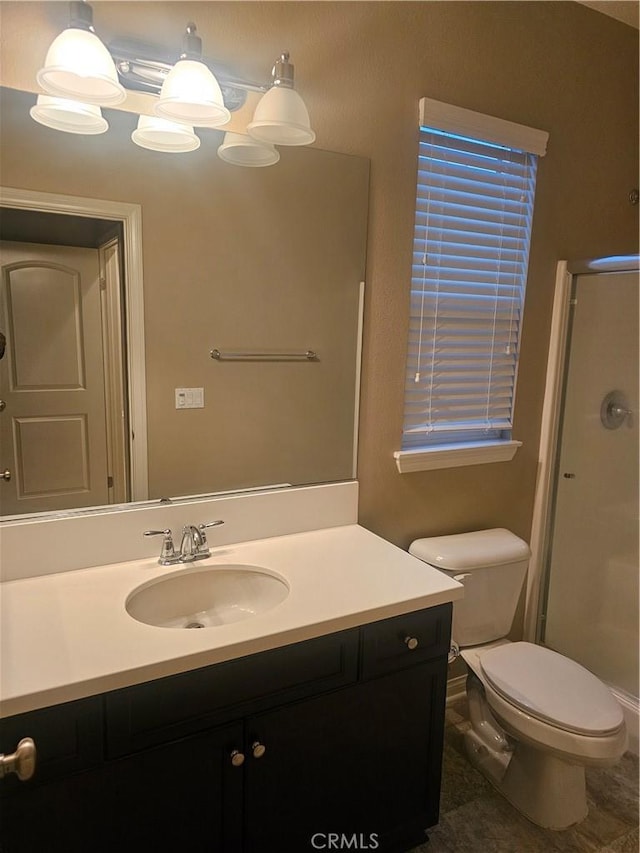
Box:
[404,636,419,651]
[230,749,245,767]
[0,737,37,781]
[252,741,266,759]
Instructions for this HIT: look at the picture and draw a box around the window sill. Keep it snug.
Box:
[393,440,522,473]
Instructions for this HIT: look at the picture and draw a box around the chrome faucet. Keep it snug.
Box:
[179,525,205,562]
[144,520,225,565]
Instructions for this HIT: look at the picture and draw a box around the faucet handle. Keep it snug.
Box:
[198,520,224,545]
[200,520,225,531]
[144,529,178,565]
[186,520,224,560]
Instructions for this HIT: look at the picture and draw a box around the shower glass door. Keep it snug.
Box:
[542,268,639,700]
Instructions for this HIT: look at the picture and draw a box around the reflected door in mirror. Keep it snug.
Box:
[0,241,125,515]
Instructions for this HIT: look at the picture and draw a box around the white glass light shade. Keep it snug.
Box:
[217,132,279,167]
[36,27,125,106]
[131,115,200,153]
[30,95,108,135]
[247,86,315,146]
[155,60,230,127]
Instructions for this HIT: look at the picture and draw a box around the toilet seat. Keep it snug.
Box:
[479,642,624,736]
[478,643,627,764]
[482,677,628,763]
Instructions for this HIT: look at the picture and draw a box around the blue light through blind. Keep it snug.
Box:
[401,127,538,450]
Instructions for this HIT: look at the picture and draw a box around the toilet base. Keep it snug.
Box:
[466,733,588,829]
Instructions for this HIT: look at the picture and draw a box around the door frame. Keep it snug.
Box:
[0,186,148,502]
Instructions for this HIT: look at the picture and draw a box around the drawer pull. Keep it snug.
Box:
[404,636,419,651]
[230,749,245,767]
[252,741,266,759]
[0,737,37,781]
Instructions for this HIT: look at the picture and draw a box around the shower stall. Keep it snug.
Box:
[532,256,639,752]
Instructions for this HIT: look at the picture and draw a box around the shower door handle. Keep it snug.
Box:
[601,391,633,430]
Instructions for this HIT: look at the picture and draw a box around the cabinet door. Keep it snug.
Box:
[0,766,112,853]
[109,721,244,853]
[244,660,447,853]
[0,697,105,853]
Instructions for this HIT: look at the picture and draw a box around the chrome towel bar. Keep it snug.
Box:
[210,349,317,362]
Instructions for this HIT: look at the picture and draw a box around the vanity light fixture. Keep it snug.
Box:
[36,1,126,106]
[132,115,200,153]
[155,23,230,128]
[247,52,316,146]
[30,94,109,135]
[217,132,280,167]
[33,12,315,161]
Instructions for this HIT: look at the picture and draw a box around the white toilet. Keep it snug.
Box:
[409,528,627,830]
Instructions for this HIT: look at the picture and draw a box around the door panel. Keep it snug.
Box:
[0,241,109,515]
[14,414,90,495]
[544,270,639,697]
[6,262,86,389]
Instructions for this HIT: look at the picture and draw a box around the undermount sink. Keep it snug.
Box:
[126,565,290,629]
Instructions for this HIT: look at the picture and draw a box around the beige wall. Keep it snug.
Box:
[1,3,638,588]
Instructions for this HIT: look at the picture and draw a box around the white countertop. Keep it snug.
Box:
[0,524,463,718]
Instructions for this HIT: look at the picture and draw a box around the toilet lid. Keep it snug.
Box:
[480,642,624,735]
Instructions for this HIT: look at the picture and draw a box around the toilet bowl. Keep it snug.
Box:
[409,529,628,830]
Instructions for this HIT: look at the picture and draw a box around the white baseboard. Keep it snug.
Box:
[611,687,639,757]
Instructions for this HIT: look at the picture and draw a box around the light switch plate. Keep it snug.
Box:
[175,388,205,409]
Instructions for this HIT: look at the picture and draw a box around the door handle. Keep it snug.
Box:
[1,469,11,482]
[0,738,37,781]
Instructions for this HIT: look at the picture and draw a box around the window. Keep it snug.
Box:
[394,99,548,473]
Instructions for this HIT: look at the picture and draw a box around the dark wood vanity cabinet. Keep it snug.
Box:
[0,603,451,853]
[244,662,447,852]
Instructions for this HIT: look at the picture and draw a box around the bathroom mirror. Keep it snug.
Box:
[0,87,369,518]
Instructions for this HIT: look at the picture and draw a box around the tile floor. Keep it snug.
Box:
[412,700,639,853]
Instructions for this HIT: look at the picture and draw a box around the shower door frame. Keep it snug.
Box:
[526,255,640,643]
[525,259,573,642]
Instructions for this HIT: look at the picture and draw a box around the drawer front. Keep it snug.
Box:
[360,603,452,679]
[0,696,103,793]
[105,628,359,756]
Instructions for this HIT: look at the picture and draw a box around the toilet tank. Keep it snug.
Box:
[409,528,530,647]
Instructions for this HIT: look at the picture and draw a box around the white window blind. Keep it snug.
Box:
[398,105,546,467]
